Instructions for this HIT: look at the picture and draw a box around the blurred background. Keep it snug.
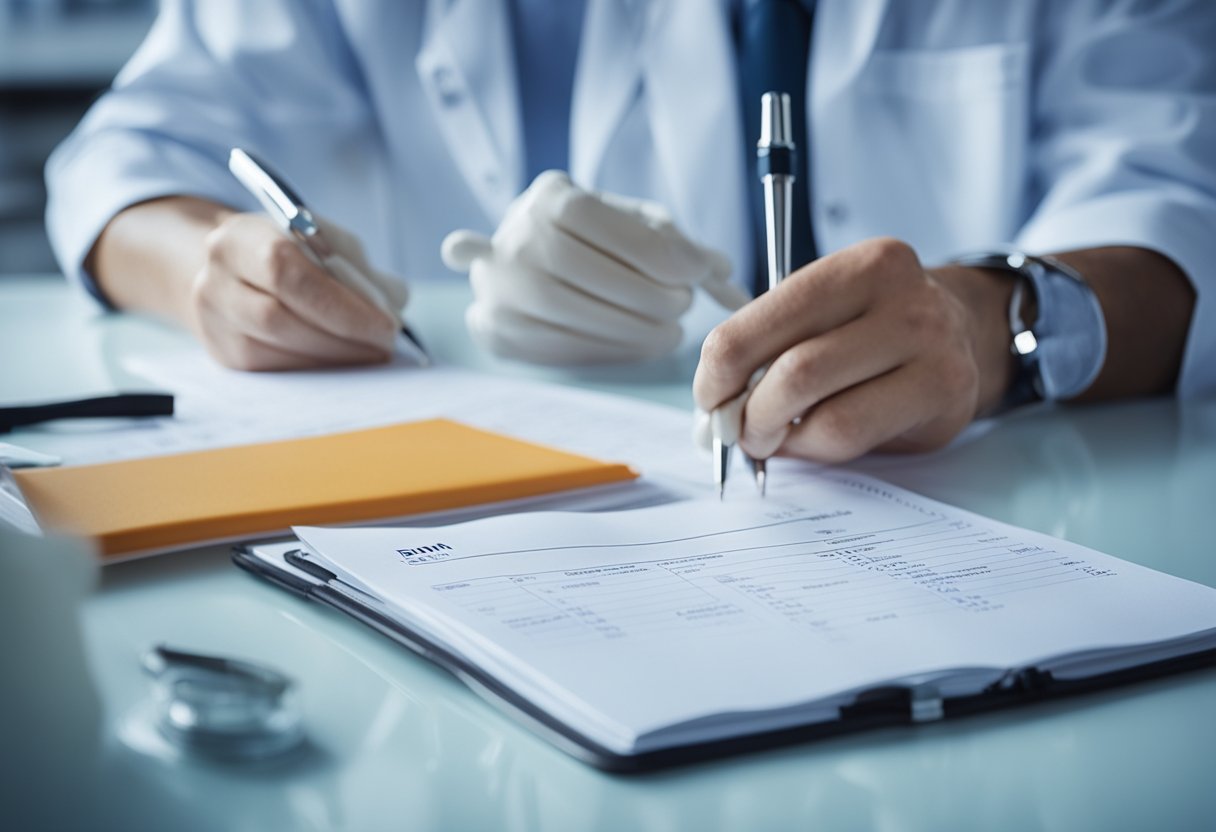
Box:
[0,0,154,275]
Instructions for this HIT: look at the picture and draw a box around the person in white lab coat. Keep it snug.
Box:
[46,0,1216,464]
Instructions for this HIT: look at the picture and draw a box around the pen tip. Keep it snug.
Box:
[751,458,767,498]
[713,437,731,499]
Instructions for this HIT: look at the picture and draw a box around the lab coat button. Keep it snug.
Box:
[431,66,463,107]
[824,202,848,224]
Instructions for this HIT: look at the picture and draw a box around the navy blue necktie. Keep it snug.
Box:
[739,0,815,296]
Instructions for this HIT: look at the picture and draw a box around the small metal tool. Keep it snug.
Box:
[142,644,304,761]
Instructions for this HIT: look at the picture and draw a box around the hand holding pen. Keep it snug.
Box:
[201,148,427,370]
[696,88,985,471]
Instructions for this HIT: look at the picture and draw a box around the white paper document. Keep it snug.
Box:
[293,472,1216,755]
[40,350,705,488]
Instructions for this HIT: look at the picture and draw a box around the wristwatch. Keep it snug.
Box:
[950,251,1107,410]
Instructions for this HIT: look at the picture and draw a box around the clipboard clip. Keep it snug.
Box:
[840,681,945,724]
[986,666,1055,695]
[908,684,945,723]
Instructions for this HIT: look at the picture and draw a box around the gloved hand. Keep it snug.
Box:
[441,170,750,365]
[193,211,409,371]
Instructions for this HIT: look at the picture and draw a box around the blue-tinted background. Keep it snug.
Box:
[0,0,154,274]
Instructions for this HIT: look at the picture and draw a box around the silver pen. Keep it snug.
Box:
[715,92,798,499]
[715,429,731,500]
[750,91,798,497]
[227,148,429,365]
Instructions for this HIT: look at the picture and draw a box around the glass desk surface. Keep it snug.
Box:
[2,275,1214,831]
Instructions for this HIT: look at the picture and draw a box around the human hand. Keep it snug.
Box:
[441,170,750,365]
[693,238,1016,464]
[191,212,409,371]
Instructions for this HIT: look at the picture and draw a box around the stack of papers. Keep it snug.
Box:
[246,471,1216,764]
[14,419,637,559]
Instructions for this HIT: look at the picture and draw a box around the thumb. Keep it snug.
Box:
[441,230,494,272]
[368,266,410,313]
[324,253,393,318]
[311,215,409,311]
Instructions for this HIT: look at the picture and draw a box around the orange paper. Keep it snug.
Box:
[14,419,637,559]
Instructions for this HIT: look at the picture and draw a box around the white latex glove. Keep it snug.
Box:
[441,170,750,365]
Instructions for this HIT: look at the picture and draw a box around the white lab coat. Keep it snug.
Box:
[46,0,1216,395]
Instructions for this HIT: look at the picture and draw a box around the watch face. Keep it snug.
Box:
[952,251,1105,405]
[1034,269,1107,400]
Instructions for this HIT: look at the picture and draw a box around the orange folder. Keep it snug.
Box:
[13,419,637,560]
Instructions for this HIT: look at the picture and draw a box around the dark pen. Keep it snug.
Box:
[0,392,174,433]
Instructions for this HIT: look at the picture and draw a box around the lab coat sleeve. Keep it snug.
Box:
[44,0,370,307]
[1014,0,1216,398]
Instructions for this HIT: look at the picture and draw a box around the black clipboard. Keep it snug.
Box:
[232,544,1216,774]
